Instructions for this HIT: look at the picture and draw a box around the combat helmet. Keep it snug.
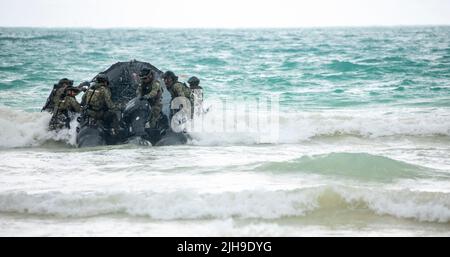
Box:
[187,76,200,86]
[58,78,74,87]
[95,73,109,85]
[162,70,178,81]
[139,68,153,78]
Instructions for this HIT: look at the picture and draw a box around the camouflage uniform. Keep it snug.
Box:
[49,94,81,130]
[190,86,204,116]
[167,82,192,100]
[43,78,75,113]
[54,95,81,114]
[167,82,194,118]
[81,84,119,129]
[42,85,67,113]
[137,80,163,129]
[52,87,67,107]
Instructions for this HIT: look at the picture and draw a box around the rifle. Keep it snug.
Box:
[41,84,59,112]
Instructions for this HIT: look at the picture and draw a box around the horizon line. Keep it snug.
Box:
[1,24,450,30]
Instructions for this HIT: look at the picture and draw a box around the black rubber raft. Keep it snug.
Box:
[76,60,188,148]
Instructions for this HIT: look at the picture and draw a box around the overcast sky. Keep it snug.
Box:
[1,0,449,28]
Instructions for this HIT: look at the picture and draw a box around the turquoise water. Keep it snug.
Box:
[0,27,450,236]
[1,27,449,110]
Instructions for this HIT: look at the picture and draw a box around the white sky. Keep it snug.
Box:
[0,0,449,28]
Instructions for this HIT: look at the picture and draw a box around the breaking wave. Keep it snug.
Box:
[188,107,450,145]
[0,186,448,223]
[0,107,77,149]
[1,106,450,148]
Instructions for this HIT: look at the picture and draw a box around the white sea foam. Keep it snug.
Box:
[0,107,78,148]
[188,106,450,145]
[1,105,449,148]
[0,107,52,148]
[0,186,448,223]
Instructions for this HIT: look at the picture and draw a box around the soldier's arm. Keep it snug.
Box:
[104,88,117,110]
[70,97,82,113]
[146,81,161,99]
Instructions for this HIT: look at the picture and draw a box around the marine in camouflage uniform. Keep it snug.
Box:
[187,76,204,117]
[136,68,163,129]
[81,74,119,133]
[49,86,81,130]
[42,78,74,113]
[163,71,193,118]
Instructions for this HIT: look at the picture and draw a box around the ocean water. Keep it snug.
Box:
[0,27,450,236]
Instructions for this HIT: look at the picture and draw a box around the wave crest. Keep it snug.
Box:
[2,106,450,148]
[0,107,77,148]
[0,186,448,223]
[189,107,450,145]
[255,153,427,181]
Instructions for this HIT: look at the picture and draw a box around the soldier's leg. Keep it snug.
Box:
[86,110,103,126]
[49,114,66,131]
[149,103,162,129]
[104,111,119,130]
